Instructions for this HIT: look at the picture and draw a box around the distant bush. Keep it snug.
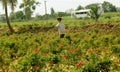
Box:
[0,14,6,22]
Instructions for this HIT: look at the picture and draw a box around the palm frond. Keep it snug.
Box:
[0,0,7,9]
[19,3,25,8]
[8,0,18,11]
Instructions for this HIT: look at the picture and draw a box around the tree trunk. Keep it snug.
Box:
[5,3,14,33]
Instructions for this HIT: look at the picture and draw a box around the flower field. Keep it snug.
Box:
[0,22,120,72]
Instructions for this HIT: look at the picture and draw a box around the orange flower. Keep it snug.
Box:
[64,55,67,59]
[87,49,93,53]
[58,43,64,47]
[29,49,33,53]
[76,61,83,67]
[44,52,48,57]
[113,62,120,65]
[42,38,49,41]
[73,48,78,53]
[33,65,39,69]
[106,52,112,56]
[49,61,53,65]
[34,49,40,53]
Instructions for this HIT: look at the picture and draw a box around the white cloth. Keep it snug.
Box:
[56,22,65,34]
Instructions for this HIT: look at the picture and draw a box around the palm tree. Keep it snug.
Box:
[0,0,17,33]
[20,0,40,20]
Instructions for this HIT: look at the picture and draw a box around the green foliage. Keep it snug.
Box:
[35,11,70,20]
[65,35,72,44]
[51,7,55,15]
[98,59,111,72]
[85,3,100,21]
[76,5,84,10]
[57,12,70,17]
[25,7,32,20]
[81,54,111,72]
[109,45,120,53]
[19,0,40,20]
[102,1,117,12]
[48,54,59,64]
[0,14,6,22]
[10,11,25,22]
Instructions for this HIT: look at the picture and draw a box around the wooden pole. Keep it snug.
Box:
[44,0,48,25]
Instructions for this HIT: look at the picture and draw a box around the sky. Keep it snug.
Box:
[0,0,120,16]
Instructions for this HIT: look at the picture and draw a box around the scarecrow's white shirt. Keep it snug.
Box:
[56,22,65,34]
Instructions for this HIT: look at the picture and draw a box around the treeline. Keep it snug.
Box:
[35,11,70,20]
[74,1,120,21]
[0,1,119,22]
[0,10,70,22]
[76,1,118,12]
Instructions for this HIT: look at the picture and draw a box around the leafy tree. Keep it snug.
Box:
[50,7,55,15]
[102,1,117,12]
[86,3,102,21]
[57,12,69,17]
[9,12,16,21]
[76,5,84,10]
[24,7,32,20]
[0,14,6,22]
[0,0,17,33]
[10,11,25,21]
[116,7,120,12]
[15,11,25,20]
[50,7,56,18]
[35,14,42,20]
[51,8,55,15]
[20,0,40,20]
